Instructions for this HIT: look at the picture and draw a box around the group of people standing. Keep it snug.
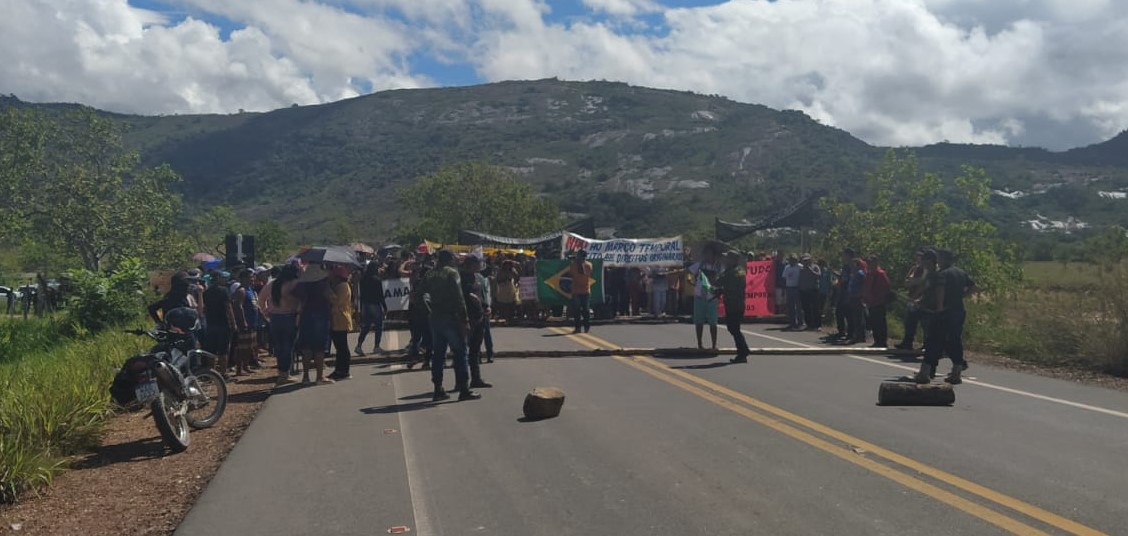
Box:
[820,247,975,384]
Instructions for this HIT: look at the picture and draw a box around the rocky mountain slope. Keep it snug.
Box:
[4,79,1126,242]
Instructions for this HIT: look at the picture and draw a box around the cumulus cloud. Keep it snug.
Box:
[0,0,427,114]
[471,0,1128,149]
[0,0,1125,149]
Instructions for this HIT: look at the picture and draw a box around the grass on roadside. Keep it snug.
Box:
[0,326,148,503]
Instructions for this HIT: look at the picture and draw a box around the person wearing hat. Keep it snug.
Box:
[328,265,355,380]
[716,251,750,363]
[421,249,480,401]
[202,270,236,377]
[293,263,336,385]
[568,249,593,334]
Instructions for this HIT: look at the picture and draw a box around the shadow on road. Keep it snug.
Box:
[360,401,432,415]
[398,392,436,401]
[672,362,733,370]
[71,437,167,469]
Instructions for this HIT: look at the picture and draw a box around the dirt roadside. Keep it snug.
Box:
[0,362,277,536]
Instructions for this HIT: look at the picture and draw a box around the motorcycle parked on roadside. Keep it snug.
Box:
[109,307,228,453]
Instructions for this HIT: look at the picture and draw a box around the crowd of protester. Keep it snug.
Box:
[146,239,976,403]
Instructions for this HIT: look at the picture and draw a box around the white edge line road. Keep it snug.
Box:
[392,362,436,536]
[743,329,1128,420]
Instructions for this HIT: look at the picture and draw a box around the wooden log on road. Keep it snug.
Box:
[523,387,566,420]
[878,381,955,406]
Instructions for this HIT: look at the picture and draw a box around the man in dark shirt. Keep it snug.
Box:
[460,255,493,389]
[935,249,976,384]
[913,249,976,384]
[202,271,235,376]
[354,261,387,356]
[423,250,480,402]
[717,251,750,363]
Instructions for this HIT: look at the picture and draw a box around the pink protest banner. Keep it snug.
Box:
[718,261,776,318]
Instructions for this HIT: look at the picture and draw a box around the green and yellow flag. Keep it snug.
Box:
[535,259,604,306]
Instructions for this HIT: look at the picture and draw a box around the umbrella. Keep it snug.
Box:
[350,242,375,254]
[295,246,361,267]
[192,252,217,262]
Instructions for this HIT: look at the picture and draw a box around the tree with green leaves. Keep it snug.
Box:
[398,161,563,243]
[253,219,291,262]
[189,205,247,256]
[2,108,183,272]
[822,150,1021,298]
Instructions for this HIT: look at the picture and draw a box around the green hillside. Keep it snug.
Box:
[5,79,1128,243]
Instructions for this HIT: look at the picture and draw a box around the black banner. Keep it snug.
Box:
[715,191,825,242]
[457,218,595,259]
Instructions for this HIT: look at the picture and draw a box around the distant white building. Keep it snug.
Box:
[1023,214,1090,233]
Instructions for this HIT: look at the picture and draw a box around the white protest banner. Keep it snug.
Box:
[563,232,683,267]
[383,277,412,312]
[518,276,537,302]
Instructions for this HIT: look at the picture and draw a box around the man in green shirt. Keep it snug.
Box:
[717,251,750,363]
[422,250,480,402]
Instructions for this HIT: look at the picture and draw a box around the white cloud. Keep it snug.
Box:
[582,0,661,17]
[470,0,1128,149]
[0,0,428,114]
[1,0,1126,149]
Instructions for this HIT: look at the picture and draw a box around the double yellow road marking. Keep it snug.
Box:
[548,327,1105,536]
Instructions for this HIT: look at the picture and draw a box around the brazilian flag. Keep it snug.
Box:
[536,259,604,306]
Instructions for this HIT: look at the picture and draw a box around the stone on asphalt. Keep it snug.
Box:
[877,381,955,406]
[523,387,566,419]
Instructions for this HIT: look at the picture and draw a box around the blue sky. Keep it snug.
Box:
[2,0,1127,150]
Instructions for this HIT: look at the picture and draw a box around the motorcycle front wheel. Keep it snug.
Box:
[185,369,227,429]
[152,388,190,453]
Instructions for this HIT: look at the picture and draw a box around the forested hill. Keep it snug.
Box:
[4,79,1127,242]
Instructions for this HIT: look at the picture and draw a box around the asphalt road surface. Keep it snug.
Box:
[175,323,1128,535]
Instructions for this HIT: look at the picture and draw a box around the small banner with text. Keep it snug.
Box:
[717,261,777,318]
[563,232,683,267]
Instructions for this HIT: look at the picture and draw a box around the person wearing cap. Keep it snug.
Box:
[781,254,803,330]
[568,249,594,334]
[716,251,750,363]
[292,263,337,385]
[202,271,236,377]
[839,257,869,345]
[328,265,355,380]
[422,250,480,401]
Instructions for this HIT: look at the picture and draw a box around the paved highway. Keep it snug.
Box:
[176,323,1128,535]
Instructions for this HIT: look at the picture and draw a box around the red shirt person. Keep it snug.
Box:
[862,254,892,348]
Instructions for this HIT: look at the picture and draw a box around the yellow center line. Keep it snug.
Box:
[549,327,1105,536]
